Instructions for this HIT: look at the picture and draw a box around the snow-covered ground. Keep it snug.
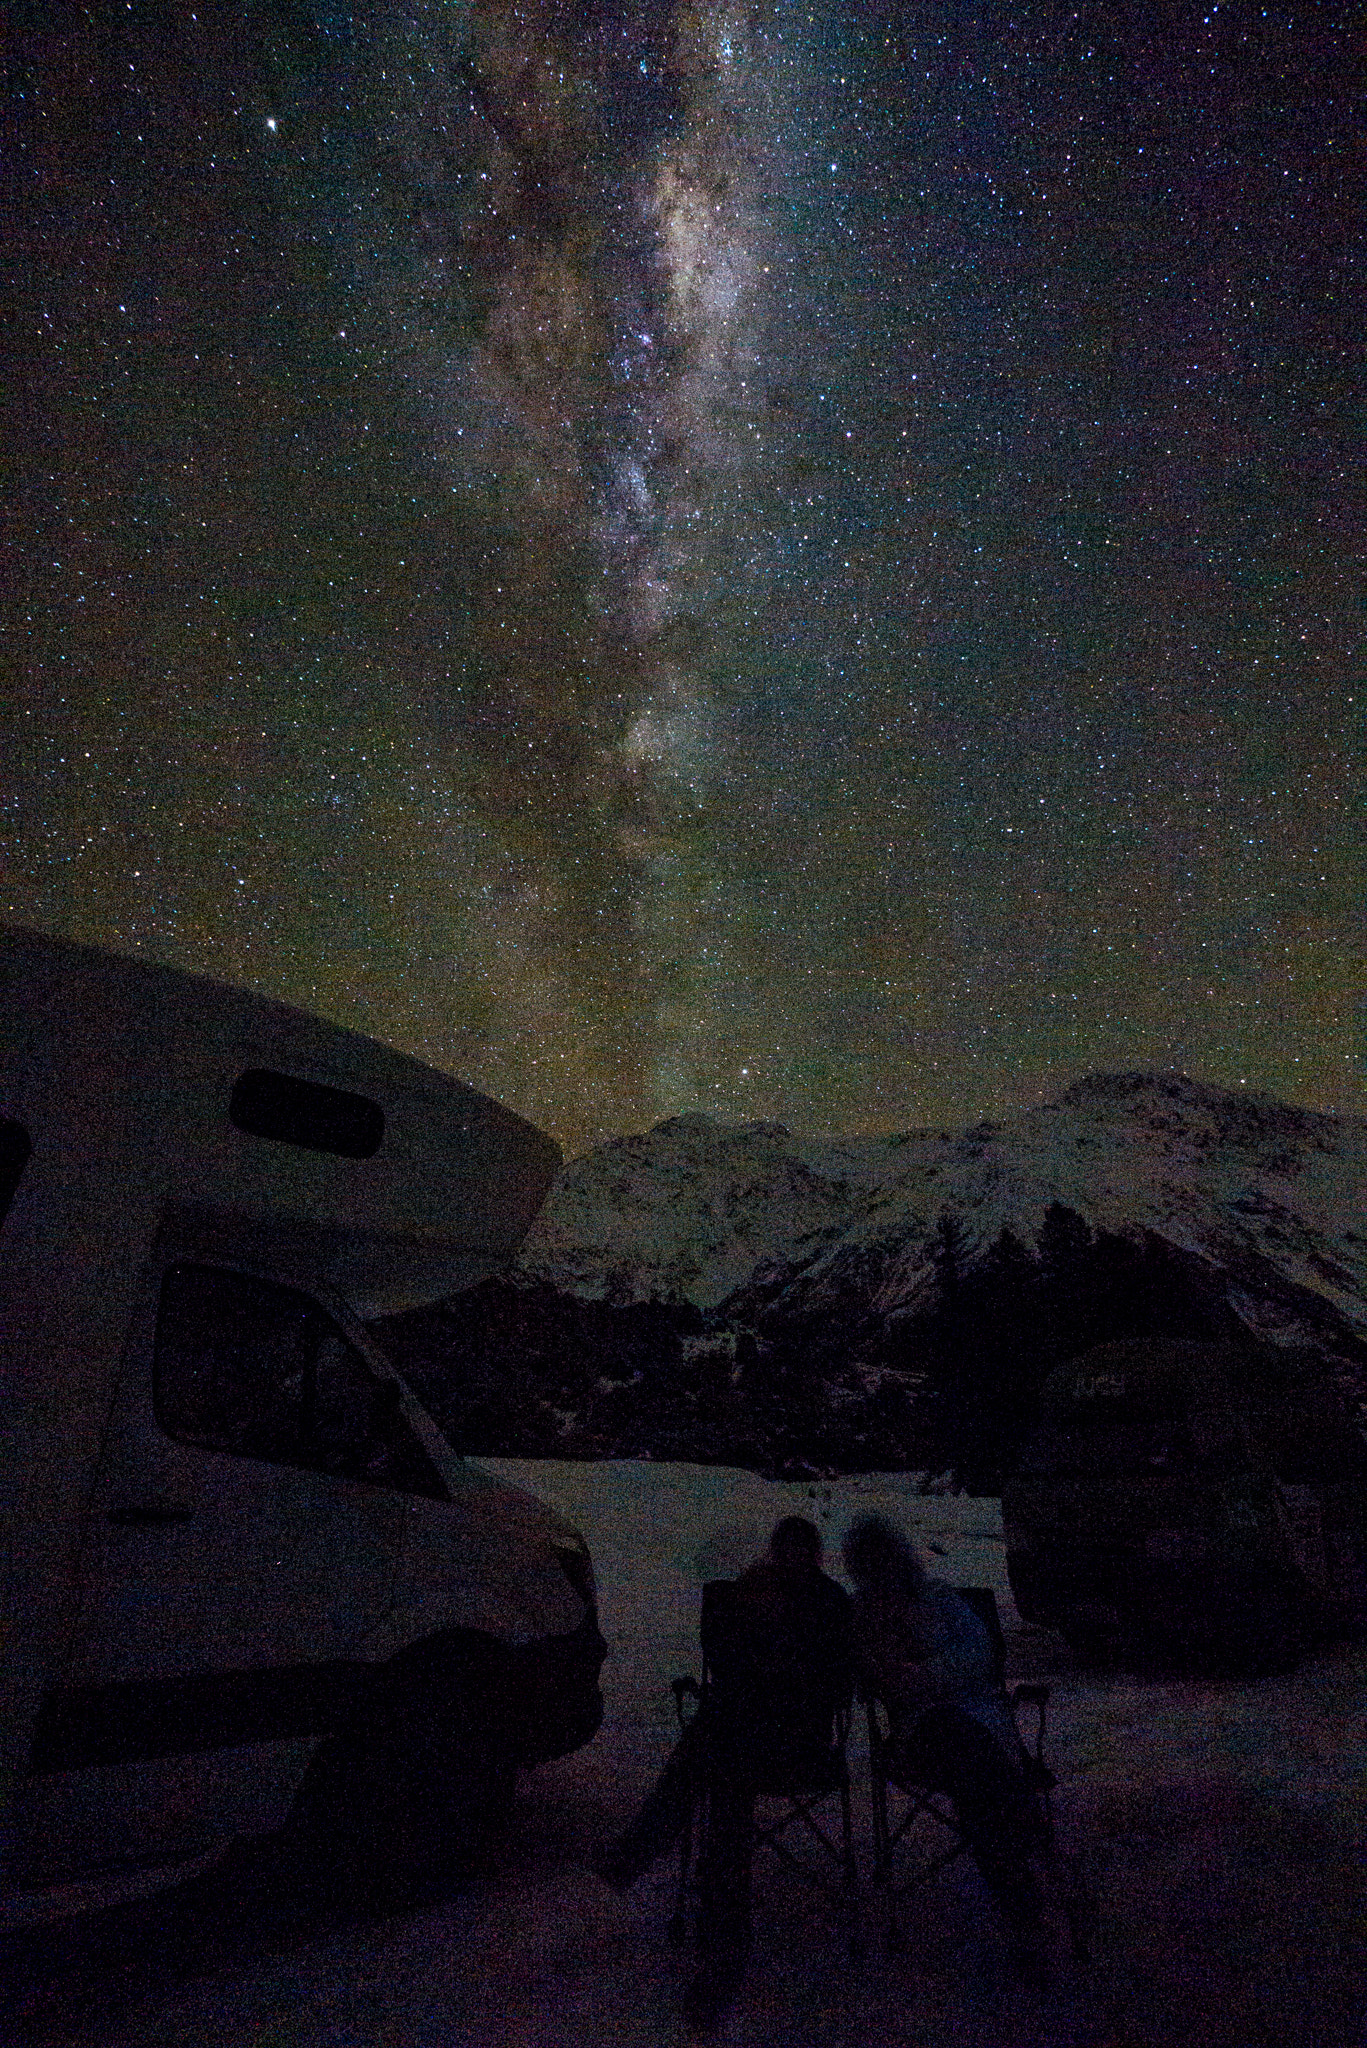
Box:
[482,1458,1012,1744]
[10,1460,1367,2047]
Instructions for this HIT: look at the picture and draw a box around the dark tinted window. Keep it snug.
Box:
[155,1263,447,1498]
[1262,1407,1367,1485]
[1137,1422,1196,1474]
[1026,1418,1196,1478]
[0,1117,31,1229]
[229,1069,384,1158]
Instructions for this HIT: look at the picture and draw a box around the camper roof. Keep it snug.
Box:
[0,925,562,1313]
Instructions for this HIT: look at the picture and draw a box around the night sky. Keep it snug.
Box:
[4,2,1361,1149]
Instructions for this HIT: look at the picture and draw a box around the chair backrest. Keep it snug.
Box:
[699,1578,743,1681]
[697,1576,851,1770]
[956,1585,1007,1680]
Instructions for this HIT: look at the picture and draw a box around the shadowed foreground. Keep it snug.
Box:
[7,1462,1366,2046]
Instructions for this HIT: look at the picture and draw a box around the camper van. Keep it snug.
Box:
[0,926,605,1919]
[1003,1336,1367,1673]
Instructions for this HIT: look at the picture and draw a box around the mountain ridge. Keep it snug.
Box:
[377,1072,1366,1483]
[520,1070,1364,1324]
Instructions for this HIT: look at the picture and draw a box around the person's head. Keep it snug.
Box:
[842,1513,925,1597]
[768,1514,823,1579]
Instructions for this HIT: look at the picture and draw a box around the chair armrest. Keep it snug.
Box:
[1011,1683,1050,1708]
[1008,1682,1053,1778]
[864,1694,892,1752]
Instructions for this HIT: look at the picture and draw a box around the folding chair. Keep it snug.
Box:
[667,1578,861,1957]
[865,1585,1093,1959]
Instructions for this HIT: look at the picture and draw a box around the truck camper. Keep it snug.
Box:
[1003,1335,1367,1674]
[0,925,605,1919]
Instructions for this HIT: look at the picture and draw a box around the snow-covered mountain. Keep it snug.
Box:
[521,1074,1364,1340]
[379,1074,1367,1482]
[518,1110,898,1310]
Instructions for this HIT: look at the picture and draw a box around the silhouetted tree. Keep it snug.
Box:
[931,1209,969,1314]
[919,1227,1029,1490]
[1038,1200,1092,1274]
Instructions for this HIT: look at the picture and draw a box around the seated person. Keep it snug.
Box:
[594,1515,852,2029]
[705,1514,854,1779]
[842,1512,1049,1978]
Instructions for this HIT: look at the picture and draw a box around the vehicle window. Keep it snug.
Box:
[1138,1422,1196,1473]
[229,1069,384,1158]
[1269,1413,1366,1485]
[0,1116,31,1231]
[155,1264,317,1462]
[155,1263,448,1499]
[311,1332,378,1472]
[1039,1417,1197,1477]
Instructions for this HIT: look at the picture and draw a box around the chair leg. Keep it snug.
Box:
[870,1759,888,1879]
[1051,1844,1096,1963]
[834,1771,863,1956]
[874,1774,903,1949]
[1030,1793,1096,1966]
[869,1758,901,1946]
[670,1785,699,1948]
[883,1860,904,1954]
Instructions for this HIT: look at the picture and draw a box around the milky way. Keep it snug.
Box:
[3,3,1360,1146]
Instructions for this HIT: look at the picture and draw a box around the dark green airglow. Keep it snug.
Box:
[4,3,1359,1148]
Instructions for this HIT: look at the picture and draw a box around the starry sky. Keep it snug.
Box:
[4,2,1361,1150]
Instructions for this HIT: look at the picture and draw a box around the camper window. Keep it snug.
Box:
[1036,1417,1198,1477]
[0,1115,31,1230]
[229,1069,385,1159]
[1139,1421,1196,1473]
[1262,1407,1367,1486]
[154,1263,448,1500]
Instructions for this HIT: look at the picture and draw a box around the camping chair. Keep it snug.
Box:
[667,1578,861,1957]
[865,1585,1093,1959]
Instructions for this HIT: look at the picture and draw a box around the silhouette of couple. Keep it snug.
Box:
[594,1512,1046,2030]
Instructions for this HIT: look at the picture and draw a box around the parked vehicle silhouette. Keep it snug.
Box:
[1003,1336,1367,1674]
[0,926,604,1921]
